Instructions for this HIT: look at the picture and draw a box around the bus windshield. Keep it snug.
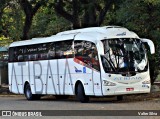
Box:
[101,38,148,74]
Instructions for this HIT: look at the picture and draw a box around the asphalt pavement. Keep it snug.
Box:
[0,84,160,119]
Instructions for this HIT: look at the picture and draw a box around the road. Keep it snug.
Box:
[0,94,160,119]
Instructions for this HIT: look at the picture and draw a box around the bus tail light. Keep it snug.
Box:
[103,80,116,86]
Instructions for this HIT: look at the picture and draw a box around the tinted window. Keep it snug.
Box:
[9,48,15,62]
[8,40,73,62]
[74,41,100,71]
[55,40,73,59]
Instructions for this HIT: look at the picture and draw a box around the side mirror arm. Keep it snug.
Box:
[141,38,155,54]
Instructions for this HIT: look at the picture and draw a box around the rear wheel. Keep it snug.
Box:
[76,83,89,103]
[24,84,41,100]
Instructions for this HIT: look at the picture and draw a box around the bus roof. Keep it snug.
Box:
[9,26,140,47]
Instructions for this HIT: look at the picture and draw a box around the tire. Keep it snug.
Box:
[24,84,41,100]
[76,83,89,103]
[117,95,123,101]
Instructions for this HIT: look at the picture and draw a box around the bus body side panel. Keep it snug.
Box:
[57,59,71,95]
[28,60,58,95]
[92,70,103,96]
[9,63,18,94]
[29,58,99,96]
[45,60,58,95]
[29,61,42,94]
[69,58,102,96]
[9,62,29,94]
[8,58,99,96]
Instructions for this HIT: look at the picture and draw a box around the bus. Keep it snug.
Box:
[8,26,155,102]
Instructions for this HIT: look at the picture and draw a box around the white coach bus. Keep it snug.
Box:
[8,26,155,102]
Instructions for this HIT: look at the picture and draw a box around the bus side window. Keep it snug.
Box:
[11,48,16,62]
[55,42,63,59]
[74,41,84,61]
[55,40,73,59]
[15,47,24,62]
[91,45,100,71]
[38,43,48,60]
[9,48,14,62]
[18,55,23,61]
[74,41,100,71]
[10,48,16,62]
[24,55,28,61]
[48,43,55,59]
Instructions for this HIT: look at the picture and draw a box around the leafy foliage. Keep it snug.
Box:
[54,0,114,28]
[116,0,160,83]
[30,4,71,38]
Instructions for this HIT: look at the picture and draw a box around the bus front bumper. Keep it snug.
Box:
[102,84,151,96]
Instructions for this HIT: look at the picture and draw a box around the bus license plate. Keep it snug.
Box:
[126,88,134,91]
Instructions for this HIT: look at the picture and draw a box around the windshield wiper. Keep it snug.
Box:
[101,55,116,72]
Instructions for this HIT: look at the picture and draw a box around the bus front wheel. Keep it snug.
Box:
[24,83,41,100]
[76,83,89,103]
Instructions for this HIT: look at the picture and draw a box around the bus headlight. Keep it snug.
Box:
[103,80,116,86]
[142,80,150,84]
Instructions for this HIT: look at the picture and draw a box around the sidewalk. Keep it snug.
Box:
[0,85,11,95]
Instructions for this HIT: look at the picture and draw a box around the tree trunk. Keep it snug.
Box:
[82,1,97,28]
[22,15,32,40]
[19,0,46,40]
[0,11,3,34]
[72,0,80,29]
[54,0,114,29]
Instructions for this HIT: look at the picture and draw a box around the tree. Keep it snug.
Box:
[1,0,24,42]
[116,0,160,84]
[18,0,48,40]
[1,0,71,41]
[30,2,71,38]
[0,0,10,36]
[54,0,115,29]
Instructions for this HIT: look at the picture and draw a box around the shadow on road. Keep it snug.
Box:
[14,92,160,104]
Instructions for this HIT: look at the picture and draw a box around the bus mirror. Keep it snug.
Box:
[141,38,155,54]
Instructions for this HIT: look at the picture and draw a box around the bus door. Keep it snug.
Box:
[91,48,102,96]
